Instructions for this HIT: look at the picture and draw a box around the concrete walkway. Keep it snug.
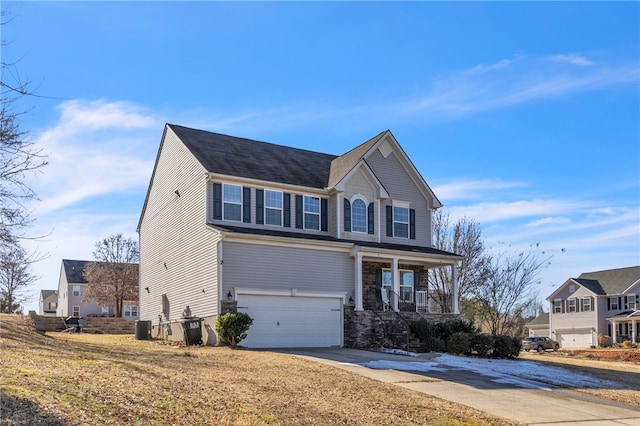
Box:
[279,348,640,426]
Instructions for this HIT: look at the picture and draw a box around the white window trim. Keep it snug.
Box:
[72,285,81,297]
[582,297,592,312]
[72,306,80,316]
[303,195,320,230]
[223,183,242,222]
[610,297,619,310]
[553,299,562,313]
[382,268,414,302]
[568,298,577,313]
[626,294,636,309]
[349,194,369,234]
[264,189,283,227]
[392,205,410,239]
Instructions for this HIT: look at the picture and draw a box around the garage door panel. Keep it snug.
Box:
[236,294,341,348]
[556,331,592,348]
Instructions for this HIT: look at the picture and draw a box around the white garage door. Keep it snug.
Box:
[236,294,342,348]
[556,331,593,348]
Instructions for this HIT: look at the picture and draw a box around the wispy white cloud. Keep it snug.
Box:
[446,199,589,224]
[432,179,528,202]
[29,99,162,215]
[546,53,594,66]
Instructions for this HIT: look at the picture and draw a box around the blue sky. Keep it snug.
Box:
[4,2,638,314]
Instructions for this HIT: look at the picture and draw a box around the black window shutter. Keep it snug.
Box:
[283,193,291,227]
[414,271,421,291]
[242,187,251,223]
[321,198,328,231]
[386,205,393,237]
[343,199,351,232]
[213,183,222,220]
[619,297,622,310]
[607,297,611,310]
[375,268,382,291]
[295,195,303,229]
[255,189,264,225]
[409,209,416,240]
[368,203,374,234]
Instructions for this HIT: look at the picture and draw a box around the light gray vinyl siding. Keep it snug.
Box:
[365,149,432,246]
[222,241,354,295]
[139,127,221,322]
[549,283,598,334]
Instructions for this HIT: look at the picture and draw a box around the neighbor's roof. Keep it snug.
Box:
[40,289,57,299]
[168,124,337,189]
[526,312,549,326]
[575,265,640,295]
[62,259,90,283]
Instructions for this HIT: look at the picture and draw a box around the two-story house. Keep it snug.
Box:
[547,265,640,348]
[56,259,139,320]
[137,124,461,348]
[39,290,58,316]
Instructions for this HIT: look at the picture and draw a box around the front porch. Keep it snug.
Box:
[609,310,640,345]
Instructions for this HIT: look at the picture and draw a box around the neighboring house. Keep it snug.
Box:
[56,259,139,320]
[547,265,640,348]
[39,290,58,316]
[525,312,549,337]
[137,124,462,348]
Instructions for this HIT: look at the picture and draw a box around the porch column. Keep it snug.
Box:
[632,320,637,344]
[355,252,363,311]
[612,321,618,344]
[392,257,399,312]
[452,263,459,314]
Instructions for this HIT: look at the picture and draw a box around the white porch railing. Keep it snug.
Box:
[416,291,428,313]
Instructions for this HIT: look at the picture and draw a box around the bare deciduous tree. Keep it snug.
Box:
[0,244,40,313]
[472,248,550,336]
[429,210,491,313]
[84,234,139,317]
[1,10,48,246]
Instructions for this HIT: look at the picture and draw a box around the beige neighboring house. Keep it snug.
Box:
[39,290,58,316]
[525,312,549,337]
[56,259,139,320]
[547,265,640,348]
[137,124,463,348]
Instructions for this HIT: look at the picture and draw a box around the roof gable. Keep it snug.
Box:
[62,259,89,284]
[169,124,336,189]
[547,265,640,300]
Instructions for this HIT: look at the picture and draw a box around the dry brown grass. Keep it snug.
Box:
[519,349,640,407]
[0,314,515,426]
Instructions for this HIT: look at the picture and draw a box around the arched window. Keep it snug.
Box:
[351,198,367,233]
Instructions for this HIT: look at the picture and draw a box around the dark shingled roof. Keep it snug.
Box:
[40,289,57,299]
[211,224,461,258]
[62,259,89,284]
[576,266,640,295]
[168,124,338,189]
[526,312,549,326]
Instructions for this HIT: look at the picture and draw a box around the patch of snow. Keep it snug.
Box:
[374,347,420,357]
[360,353,621,390]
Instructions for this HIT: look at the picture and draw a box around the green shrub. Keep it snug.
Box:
[215,312,253,348]
[470,333,493,357]
[447,332,472,355]
[492,335,520,359]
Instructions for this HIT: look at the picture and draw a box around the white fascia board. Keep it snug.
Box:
[218,228,353,253]
[207,173,327,195]
[546,278,581,301]
[234,287,348,302]
[621,279,640,295]
[354,245,461,266]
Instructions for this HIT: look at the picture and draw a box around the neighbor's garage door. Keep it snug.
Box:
[236,294,342,348]
[556,331,593,348]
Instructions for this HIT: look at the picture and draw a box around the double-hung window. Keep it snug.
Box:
[553,299,562,313]
[265,190,282,226]
[568,298,577,313]
[610,297,619,310]
[223,184,242,221]
[304,196,320,230]
[72,306,80,316]
[393,206,409,238]
[124,305,138,317]
[627,294,636,310]
[582,297,592,312]
[72,285,80,297]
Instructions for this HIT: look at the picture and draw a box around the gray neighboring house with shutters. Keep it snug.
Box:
[547,265,640,348]
[56,259,139,320]
[137,124,462,348]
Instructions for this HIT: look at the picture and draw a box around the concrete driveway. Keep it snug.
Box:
[276,348,640,426]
